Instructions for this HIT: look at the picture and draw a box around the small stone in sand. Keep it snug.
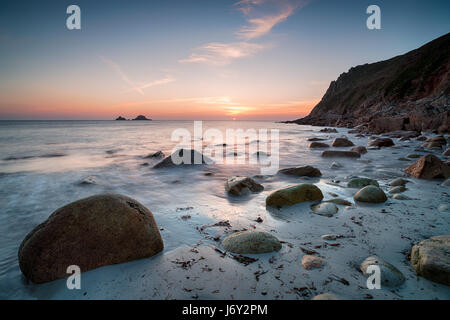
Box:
[388,178,409,186]
[302,255,326,270]
[312,293,340,300]
[321,234,337,241]
[222,231,281,254]
[311,202,338,217]
[392,194,412,200]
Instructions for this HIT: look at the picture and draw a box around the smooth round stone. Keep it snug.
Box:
[222,231,281,254]
[302,255,326,270]
[360,256,406,287]
[347,178,379,188]
[388,178,409,186]
[354,186,387,203]
[321,234,337,241]
[311,202,338,217]
[388,186,407,194]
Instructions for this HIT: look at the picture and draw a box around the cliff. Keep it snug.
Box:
[290,33,450,133]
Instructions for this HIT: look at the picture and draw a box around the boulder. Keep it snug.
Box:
[347,178,379,188]
[368,138,395,148]
[404,154,450,179]
[360,256,406,287]
[225,176,264,196]
[331,138,354,147]
[266,183,323,207]
[278,166,322,177]
[302,255,326,270]
[307,137,327,142]
[410,235,450,286]
[153,149,211,168]
[311,202,338,217]
[351,146,367,154]
[407,153,421,159]
[354,186,387,203]
[18,194,164,283]
[422,142,443,149]
[222,231,281,254]
[324,198,353,206]
[309,142,329,148]
[321,151,360,158]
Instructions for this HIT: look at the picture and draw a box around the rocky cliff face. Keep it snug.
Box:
[291,33,450,133]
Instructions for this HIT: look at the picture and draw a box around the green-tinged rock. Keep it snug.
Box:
[361,256,406,287]
[222,231,281,254]
[410,235,450,286]
[347,178,379,188]
[266,183,324,207]
[354,186,387,203]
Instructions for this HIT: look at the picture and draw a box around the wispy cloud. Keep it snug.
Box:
[179,42,268,66]
[235,3,297,40]
[100,56,175,95]
[181,0,307,66]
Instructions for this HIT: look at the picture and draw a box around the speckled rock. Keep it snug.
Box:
[222,231,281,254]
[404,154,450,179]
[360,256,406,287]
[302,255,326,270]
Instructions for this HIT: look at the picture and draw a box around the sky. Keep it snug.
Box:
[0,0,449,120]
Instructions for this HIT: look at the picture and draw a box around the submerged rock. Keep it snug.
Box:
[144,151,165,158]
[347,178,379,188]
[325,198,353,206]
[321,234,337,241]
[222,231,281,254]
[388,186,407,194]
[278,166,322,177]
[311,202,338,217]
[351,146,367,154]
[407,153,421,159]
[332,137,354,147]
[312,293,340,300]
[354,186,387,203]
[309,142,329,148]
[441,179,450,187]
[320,128,337,133]
[18,194,164,283]
[410,235,450,286]
[307,137,327,141]
[368,138,395,148]
[392,194,412,200]
[302,255,326,270]
[360,256,406,287]
[266,183,323,207]
[404,154,450,179]
[78,175,97,185]
[330,161,342,169]
[153,149,211,168]
[321,150,360,158]
[225,176,264,196]
[388,178,409,186]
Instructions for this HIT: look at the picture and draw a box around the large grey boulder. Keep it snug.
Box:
[222,231,281,254]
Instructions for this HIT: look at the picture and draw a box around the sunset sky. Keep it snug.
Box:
[0,0,449,120]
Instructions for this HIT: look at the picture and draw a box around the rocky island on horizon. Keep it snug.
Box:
[115,115,152,121]
[287,33,449,134]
